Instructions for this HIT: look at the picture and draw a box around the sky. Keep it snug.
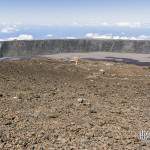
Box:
[1,0,150,41]
[0,0,150,25]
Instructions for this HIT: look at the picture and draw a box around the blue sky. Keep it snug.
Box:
[1,0,150,41]
[0,0,150,25]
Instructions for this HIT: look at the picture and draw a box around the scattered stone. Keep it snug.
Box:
[105,63,113,66]
[35,95,40,98]
[90,106,97,113]
[83,102,91,107]
[48,113,59,118]
[13,96,18,99]
[0,132,8,143]
[141,142,147,146]
[99,69,105,74]
[77,98,85,103]
[18,93,24,99]
[121,126,129,131]
[4,121,13,126]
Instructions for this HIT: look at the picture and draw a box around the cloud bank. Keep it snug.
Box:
[8,34,33,41]
[85,33,150,40]
[0,24,20,33]
[47,34,53,38]
[70,21,146,28]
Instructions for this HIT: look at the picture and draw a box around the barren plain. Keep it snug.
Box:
[0,57,150,149]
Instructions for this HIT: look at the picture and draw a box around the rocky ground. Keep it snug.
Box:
[0,58,150,150]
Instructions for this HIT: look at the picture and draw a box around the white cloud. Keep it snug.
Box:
[137,35,150,40]
[47,34,53,38]
[70,21,112,27]
[8,34,33,41]
[100,22,111,27]
[85,33,150,40]
[65,36,77,39]
[113,36,120,39]
[0,26,19,33]
[85,33,94,38]
[69,21,145,28]
[85,33,113,39]
[72,22,80,26]
[115,22,142,28]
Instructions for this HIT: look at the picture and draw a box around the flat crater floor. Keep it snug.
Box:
[0,58,150,149]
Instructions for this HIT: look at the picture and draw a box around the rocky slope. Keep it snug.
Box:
[0,58,150,149]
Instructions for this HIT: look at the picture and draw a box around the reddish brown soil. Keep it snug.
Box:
[0,58,150,150]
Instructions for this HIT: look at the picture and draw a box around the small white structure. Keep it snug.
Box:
[70,56,80,65]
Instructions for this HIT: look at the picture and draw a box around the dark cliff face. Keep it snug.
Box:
[0,42,3,57]
[0,39,150,57]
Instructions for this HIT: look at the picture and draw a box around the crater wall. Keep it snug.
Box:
[0,39,150,57]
